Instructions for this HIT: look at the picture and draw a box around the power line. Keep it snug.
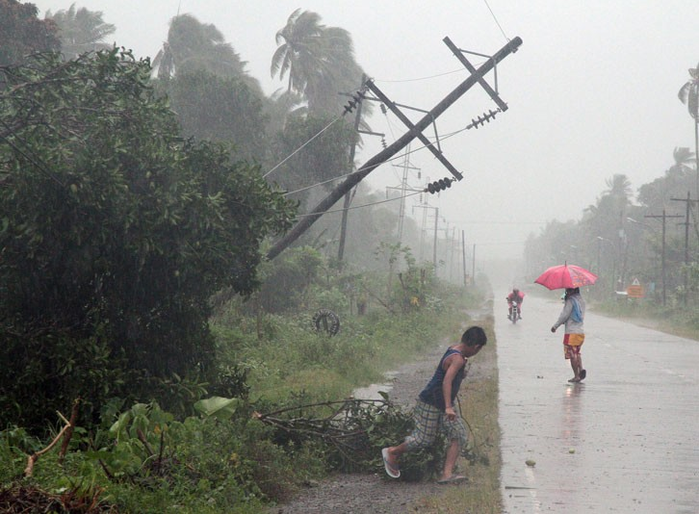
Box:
[483,0,510,42]
[282,107,499,197]
[375,67,466,83]
[294,190,423,218]
[451,220,547,225]
[373,59,488,84]
[263,114,343,179]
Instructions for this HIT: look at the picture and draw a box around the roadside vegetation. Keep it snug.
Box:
[593,297,699,341]
[1,237,497,512]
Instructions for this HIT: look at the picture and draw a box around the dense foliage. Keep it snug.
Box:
[0,49,295,429]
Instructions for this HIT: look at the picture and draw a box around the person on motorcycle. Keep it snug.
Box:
[506,288,525,320]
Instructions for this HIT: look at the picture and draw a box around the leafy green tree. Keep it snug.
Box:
[268,113,357,210]
[0,0,60,67]
[167,70,268,162]
[45,2,115,60]
[265,88,306,135]
[0,49,295,429]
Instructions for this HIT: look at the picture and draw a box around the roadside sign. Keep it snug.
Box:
[627,278,644,298]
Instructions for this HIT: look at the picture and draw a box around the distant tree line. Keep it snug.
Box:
[523,159,698,306]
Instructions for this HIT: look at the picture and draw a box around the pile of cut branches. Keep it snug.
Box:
[254,395,443,480]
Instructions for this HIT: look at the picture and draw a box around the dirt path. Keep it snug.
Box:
[270,311,496,514]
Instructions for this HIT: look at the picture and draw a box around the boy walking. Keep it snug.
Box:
[381,326,487,484]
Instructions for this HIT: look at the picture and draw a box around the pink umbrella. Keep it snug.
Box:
[534,263,598,290]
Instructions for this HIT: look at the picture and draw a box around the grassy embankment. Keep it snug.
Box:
[592,298,699,341]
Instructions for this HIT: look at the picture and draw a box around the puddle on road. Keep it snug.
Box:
[351,371,398,400]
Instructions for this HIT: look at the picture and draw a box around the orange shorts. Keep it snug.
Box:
[563,333,585,359]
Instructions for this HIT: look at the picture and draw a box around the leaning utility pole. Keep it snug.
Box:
[266,36,522,261]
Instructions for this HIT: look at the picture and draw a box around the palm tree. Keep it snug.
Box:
[45,3,115,60]
[678,62,699,199]
[271,9,325,95]
[153,13,262,95]
[271,9,366,115]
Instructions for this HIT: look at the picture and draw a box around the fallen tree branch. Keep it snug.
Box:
[58,398,80,464]
[24,411,73,478]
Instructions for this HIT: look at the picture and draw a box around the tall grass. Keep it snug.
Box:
[213,292,474,405]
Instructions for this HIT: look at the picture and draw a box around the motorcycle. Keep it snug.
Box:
[508,300,520,324]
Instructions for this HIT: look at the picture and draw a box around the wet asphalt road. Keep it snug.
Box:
[496,292,698,513]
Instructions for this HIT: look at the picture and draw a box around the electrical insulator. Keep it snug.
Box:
[425,177,453,194]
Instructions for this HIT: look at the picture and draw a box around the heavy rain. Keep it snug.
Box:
[1,1,697,512]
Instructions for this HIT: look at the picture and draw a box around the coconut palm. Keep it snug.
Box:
[677,62,699,199]
[271,9,325,95]
[670,146,695,174]
[45,3,115,60]
[678,63,699,120]
[153,13,262,95]
[271,9,366,115]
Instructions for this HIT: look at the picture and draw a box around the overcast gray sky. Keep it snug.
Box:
[32,0,698,262]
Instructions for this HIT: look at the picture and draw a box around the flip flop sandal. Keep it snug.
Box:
[381,448,400,479]
[580,369,587,380]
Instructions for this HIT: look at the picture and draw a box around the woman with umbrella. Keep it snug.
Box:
[550,287,586,383]
[535,263,596,383]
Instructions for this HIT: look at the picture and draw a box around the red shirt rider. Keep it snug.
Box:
[506,288,524,317]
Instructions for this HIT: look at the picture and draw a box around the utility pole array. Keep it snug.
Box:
[266,36,522,261]
[644,210,683,306]
[385,146,422,244]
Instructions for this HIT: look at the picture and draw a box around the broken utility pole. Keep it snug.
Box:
[266,36,522,261]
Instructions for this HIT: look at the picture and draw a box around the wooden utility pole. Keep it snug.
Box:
[433,207,439,270]
[337,75,367,266]
[413,203,439,269]
[645,210,683,306]
[266,36,522,261]
[462,230,467,287]
[670,192,698,305]
[472,243,476,285]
